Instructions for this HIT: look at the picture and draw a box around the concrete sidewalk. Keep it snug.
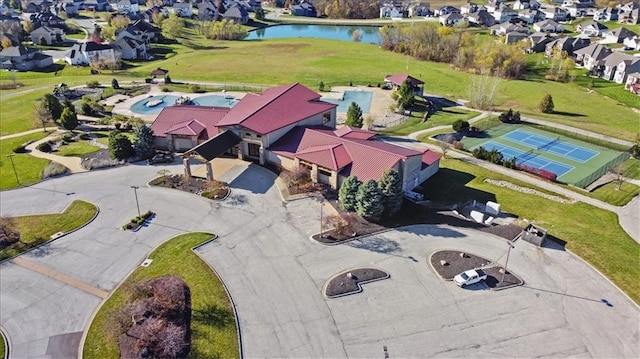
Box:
[24,131,88,173]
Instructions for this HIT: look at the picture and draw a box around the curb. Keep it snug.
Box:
[0,201,100,265]
[322,267,391,299]
[0,325,10,359]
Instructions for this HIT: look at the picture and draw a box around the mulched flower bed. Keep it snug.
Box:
[481,224,523,241]
[150,175,229,200]
[324,268,390,298]
[430,250,523,290]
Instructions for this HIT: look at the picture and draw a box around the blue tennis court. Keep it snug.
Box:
[477,141,574,177]
[502,129,599,163]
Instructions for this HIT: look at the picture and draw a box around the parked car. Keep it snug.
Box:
[453,269,487,287]
[403,190,424,202]
[147,153,174,164]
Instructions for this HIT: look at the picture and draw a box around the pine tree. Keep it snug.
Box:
[539,94,554,113]
[345,102,363,128]
[112,78,120,89]
[59,106,78,131]
[356,179,384,222]
[379,169,403,217]
[133,124,156,160]
[109,131,134,160]
[339,176,361,212]
[396,79,415,110]
[42,93,63,122]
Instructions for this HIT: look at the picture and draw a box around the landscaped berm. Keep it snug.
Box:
[324,268,390,298]
[430,250,523,290]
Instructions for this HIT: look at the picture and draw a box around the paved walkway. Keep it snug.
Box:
[25,130,88,173]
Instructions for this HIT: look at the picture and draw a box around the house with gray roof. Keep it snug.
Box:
[173,1,193,17]
[30,26,66,45]
[545,36,590,57]
[112,36,147,60]
[65,41,118,66]
[534,19,564,33]
[594,7,619,21]
[0,45,53,71]
[573,43,612,70]
[600,27,638,44]
[577,20,608,37]
[601,52,640,83]
[526,32,556,53]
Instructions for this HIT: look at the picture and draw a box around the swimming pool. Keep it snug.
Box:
[192,95,239,107]
[130,95,179,114]
[321,90,373,113]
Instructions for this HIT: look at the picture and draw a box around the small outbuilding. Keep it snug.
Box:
[521,223,548,246]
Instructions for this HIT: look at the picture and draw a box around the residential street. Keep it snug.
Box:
[0,161,638,358]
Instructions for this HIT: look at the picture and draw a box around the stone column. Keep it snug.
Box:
[259,146,265,165]
[311,164,318,183]
[183,157,191,179]
[205,162,213,180]
[330,171,339,189]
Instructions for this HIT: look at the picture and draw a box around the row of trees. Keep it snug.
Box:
[109,124,156,160]
[315,0,381,19]
[33,94,78,131]
[379,23,527,79]
[338,169,403,223]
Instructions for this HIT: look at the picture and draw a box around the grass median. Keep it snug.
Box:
[83,232,239,359]
[421,158,640,304]
[55,141,101,157]
[0,200,98,261]
[0,132,52,190]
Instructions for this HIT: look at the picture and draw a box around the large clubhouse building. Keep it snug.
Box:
[150,82,440,191]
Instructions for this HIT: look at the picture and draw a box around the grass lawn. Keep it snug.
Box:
[0,332,5,359]
[0,132,52,190]
[383,106,479,136]
[83,232,239,359]
[620,157,640,179]
[421,158,639,304]
[588,181,640,206]
[0,200,98,261]
[55,141,101,157]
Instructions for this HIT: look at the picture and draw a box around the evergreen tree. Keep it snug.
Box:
[379,169,403,217]
[345,102,363,128]
[42,93,63,122]
[59,106,78,131]
[356,179,384,222]
[396,79,415,110]
[339,176,361,212]
[539,94,554,113]
[112,78,119,89]
[133,124,156,160]
[109,131,134,160]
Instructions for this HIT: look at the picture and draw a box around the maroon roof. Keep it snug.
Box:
[269,126,438,182]
[151,67,169,76]
[150,106,229,140]
[422,150,441,167]
[216,83,337,135]
[384,73,424,87]
[333,126,376,140]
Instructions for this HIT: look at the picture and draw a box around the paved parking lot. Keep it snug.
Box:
[0,161,638,358]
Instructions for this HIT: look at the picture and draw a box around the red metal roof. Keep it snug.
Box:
[333,126,376,140]
[216,83,337,135]
[422,150,441,167]
[165,119,206,137]
[269,126,438,183]
[384,73,424,87]
[150,106,229,140]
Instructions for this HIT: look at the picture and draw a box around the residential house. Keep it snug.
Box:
[563,3,590,17]
[619,6,639,24]
[81,0,111,11]
[623,35,640,50]
[505,31,529,44]
[573,43,612,70]
[490,22,530,35]
[21,0,52,13]
[30,11,66,29]
[111,35,147,59]
[117,0,139,14]
[157,82,441,191]
[380,4,403,18]
[600,27,637,44]
[545,36,590,57]
[130,20,162,43]
[292,0,317,17]
[601,51,640,83]
[384,74,424,96]
[408,3,431,17]
[0,33,20,47]
[461,2,478,14]
[534,19,564,32]
[624,72,640,94]
[485,0,502,13]
[593,7,619,21]
[65,41,118,66]
[513,0,529,10]
[493,4,518,23]
[173,1,193,17]
[467,9,495,26]
[223,4,249,24]
[542,7,568,21]
[198,0,219,20]
[435,5,459,16]
[526,32,555,52]
[439,11,464,26]
[54,2,79,17]
[518,8,544,23]
[577,20,608,36]
[30,26,66,45]
[0,45,53,71]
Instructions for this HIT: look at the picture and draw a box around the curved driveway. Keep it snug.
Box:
[0,162,638,358]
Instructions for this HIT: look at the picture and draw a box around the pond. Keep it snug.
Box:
[246,24,381,44]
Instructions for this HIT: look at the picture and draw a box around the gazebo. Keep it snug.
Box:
[384,73,425,96]
[150,67,169,82]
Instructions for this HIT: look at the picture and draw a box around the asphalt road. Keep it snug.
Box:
[0,161,638,358]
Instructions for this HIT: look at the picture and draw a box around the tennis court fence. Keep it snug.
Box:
[574,151,630,188]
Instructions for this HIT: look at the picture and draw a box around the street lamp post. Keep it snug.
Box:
[131,186,141,218]
[501,242,515,283]
[319,197,324,237]
[5,154,20,185]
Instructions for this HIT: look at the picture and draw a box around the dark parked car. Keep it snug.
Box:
[147,153,174,164]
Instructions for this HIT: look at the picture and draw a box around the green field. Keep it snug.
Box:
[83,232,239,359]
[460,123,627,187]
[421,158,639,304]
[0,200,98,261]
[0,132,52,190]
[383,104,480,136]
[55,141,101,157]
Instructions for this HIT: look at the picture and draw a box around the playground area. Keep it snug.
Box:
[462,124,628,188]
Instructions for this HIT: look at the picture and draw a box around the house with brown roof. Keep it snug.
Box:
[151,82,440,191]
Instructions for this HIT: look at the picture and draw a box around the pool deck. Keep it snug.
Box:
[323,86,404,127]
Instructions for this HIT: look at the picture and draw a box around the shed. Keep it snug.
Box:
[521,223,547,246]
